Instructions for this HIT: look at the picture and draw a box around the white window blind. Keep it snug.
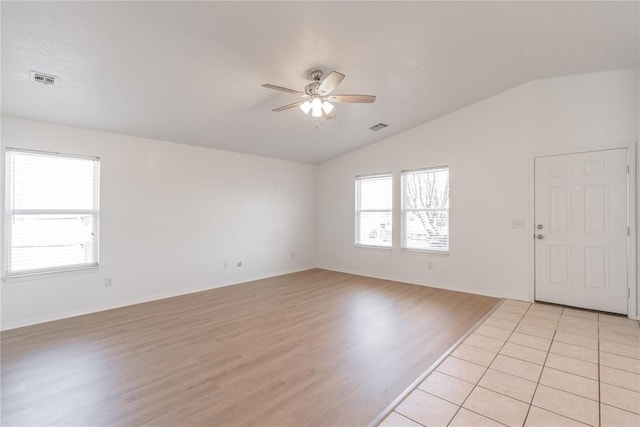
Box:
[401,167,449,252]
[355,173,392,248]
[4,149,100,276]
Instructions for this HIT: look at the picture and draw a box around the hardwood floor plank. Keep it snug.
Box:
[1,269,499,426]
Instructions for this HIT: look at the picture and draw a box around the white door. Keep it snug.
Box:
[534,149,628,314]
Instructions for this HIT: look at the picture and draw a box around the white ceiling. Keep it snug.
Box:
[2,2,638,164]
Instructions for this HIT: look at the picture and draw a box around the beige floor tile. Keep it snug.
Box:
[545,353,598,380]
[490,354,542,382]
[379,411,423,427]
[515,323,555,340]
[556,322,598,338]
[452,344,497,367]
[478,368,537,403]
[520,316,558,330]
[449,408,505,427]
[600,341,640,360]
[475,325,512,341]
[463,386,529,427]
[490,310,524,323]
[600,365,640,392]
[599,313,640,328]
[500,304,530,316]
[500,342,547,365]
[600,383,640,414]
[539,367,599,400]
[508,332,551,351]
[436,356,487,384]
[600,404,640,427]
[395,389,459,427]
[600,352,640,375]
[532,384,598,426]
[503,299,531,309]
[464,333,505,353]
[599,330,640,347]
[554,331,598,350]
[530,303,562,313]
[525,406,589,426]
[550,341,598,363]
[418,371,474,405]
[524,309,562,322]
[599,322,640,337]
[483,317,518,332]
[562,308,598,321]
[558,315,598,329]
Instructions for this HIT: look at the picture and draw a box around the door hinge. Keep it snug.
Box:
[629,226,631,236]
[628,164,631,174]
[628,288,631,299]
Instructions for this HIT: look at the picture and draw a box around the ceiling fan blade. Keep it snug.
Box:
[323,110,336,120]
[262,84,304,95]
[272,101,305,112]
[328,94,376,104]
[317,71,345,95]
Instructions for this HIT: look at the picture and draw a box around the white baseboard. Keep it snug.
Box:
[317,265,529,302]
[1,265,315,331]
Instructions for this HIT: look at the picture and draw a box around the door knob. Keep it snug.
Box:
[536,224,544,230]
[536,234,544,240]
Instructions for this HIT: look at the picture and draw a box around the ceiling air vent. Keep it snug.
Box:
[31,71,57,85]
[369,123,388,131]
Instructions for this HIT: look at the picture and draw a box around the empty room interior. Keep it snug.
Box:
[1,2,639,426]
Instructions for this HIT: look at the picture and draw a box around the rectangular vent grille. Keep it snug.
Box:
[369,123,388,131]
[31,71,57,85]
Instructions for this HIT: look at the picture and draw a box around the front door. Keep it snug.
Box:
[534,149,628,314]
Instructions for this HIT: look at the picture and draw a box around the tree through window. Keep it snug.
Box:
[401,167,449,252]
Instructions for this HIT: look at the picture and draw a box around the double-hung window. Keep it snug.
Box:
[401,167,449,252]
[4,148,100,276]
[355,173,392,248]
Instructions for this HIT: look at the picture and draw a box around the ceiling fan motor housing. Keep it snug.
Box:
[305,82,321,96]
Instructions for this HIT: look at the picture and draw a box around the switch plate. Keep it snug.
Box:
[512,219,527,229]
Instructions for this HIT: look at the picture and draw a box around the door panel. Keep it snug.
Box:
[535,149,628,314]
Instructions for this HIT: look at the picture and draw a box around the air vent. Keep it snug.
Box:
[369,123,388,131]
[31,71,57,85]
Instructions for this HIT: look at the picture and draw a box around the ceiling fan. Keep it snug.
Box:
[262,70,376,119]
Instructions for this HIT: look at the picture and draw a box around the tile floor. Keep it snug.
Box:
[379,299,640,427]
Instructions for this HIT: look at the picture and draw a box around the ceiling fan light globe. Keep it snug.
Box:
[311,97,322,110]
[321,101,334,114]
[311,107,323,118]
[300,101,312,114]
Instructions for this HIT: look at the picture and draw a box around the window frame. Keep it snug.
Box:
[4,148,101,278]
[354,172,393,249]
[400,166,450,254]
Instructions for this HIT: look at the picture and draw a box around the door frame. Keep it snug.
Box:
[528,142,637,319]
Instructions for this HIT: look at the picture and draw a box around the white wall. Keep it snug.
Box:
[317,69,639,312]
[0,116,317,329]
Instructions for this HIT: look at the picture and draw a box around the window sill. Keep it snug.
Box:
[400,248,449,255]
[354,244,392,251]
[3,265,100,282]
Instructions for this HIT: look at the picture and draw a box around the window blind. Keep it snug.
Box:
[355,173,392,247]
[4,148,100,276]
[401,167,449,252]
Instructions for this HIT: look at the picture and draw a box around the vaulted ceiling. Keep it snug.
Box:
[2,1,638,164]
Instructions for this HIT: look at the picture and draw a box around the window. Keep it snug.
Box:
[355,173,392,248]
[4,149,100,276]
[401,167,449,252]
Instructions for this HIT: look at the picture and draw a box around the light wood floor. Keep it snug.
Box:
[1,269,499,426]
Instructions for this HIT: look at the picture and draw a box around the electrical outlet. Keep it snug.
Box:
[427,262,433,270]
[104,278,112,287]
[291,252,295,259]
[236,261,242,267]
[224,261,228,269]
